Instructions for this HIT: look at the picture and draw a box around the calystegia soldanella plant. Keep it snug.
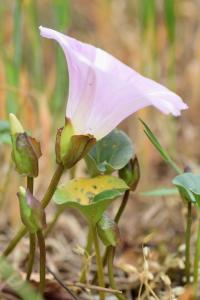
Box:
[140,122,200,298]
[1,26,187,299]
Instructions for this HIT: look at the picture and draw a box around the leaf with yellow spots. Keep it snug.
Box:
[53,175,128,223]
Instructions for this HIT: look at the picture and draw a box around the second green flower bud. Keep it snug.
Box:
[119,157,140,191]
[17,187,46,233]
[9,114,41,177]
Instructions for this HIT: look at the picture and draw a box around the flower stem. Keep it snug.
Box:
[79,227,93,283]
[41,164,64,208]
[107,246,126,300]
[37,229,46,295]
[2,164,64,257]
[27,177,34,194]
[193,211,200,287]
[90,224,105,300]
[0,162,13,209]
[185,201,192,284]
[2,227,27,256]
[44,162,76,237]
[26,176,36,280]
[114,190,130,224]
[26,233,36,280]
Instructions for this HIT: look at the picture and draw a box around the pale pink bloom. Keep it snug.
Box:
[39,26,188,140]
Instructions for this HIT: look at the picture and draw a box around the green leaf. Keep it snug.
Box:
[164,0,176,44]
[51,0,70,114]
[53,175,128,224]
[140,119,182,174]
[172,173,200,205]
[85,129,134,177]
[139,0,156,36]
[0,256,43,300]
[141,187,178,197]
[0,120,11,144]
[97,214,119,247]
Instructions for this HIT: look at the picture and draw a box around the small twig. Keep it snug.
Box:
[0,290,19,300]
[145,282,160,300]
[46,266,78,300]
[65,281,123,294]
[46,266,122,295]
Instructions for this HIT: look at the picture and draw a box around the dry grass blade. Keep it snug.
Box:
[47,265,122,296]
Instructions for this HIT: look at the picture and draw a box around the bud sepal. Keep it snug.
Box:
[56,118,96,169]
[119,157,140,191]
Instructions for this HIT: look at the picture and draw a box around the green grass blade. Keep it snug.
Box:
[138,0,156,36]
[141,187,178,197]
[51,0,71,114]
[140,119,182,174]
[26,0,43,90]
[164,0,176,44]
[13,0,22,71]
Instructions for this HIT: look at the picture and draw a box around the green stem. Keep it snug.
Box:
[0,162,13,209]
[26,176,35,280]
[3,227,27,256]
[27,177,34,194]
[37,229,46,295]
[41,164,64,208]
[90,224,105,300]
[107,246,126,300]
[168,159,182,175]
[2,164,64,257]
[44,206,65,238]
[44,161,76,237]
[194,211,200,287]
[79,227,93,283]
[185,202,192,284]
[114,190,130,224]
[26,233,36,280]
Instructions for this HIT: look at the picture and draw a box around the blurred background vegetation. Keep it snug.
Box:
[0,0,199,226]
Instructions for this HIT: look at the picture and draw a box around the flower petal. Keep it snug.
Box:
[39,26,98,133]
[39,26,188,140]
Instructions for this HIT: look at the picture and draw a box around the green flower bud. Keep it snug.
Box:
[9,113,24,135]
[9,114,41,177]
[97,214,120,247]
[119,157,140,191]
[56,118,96,169]
[17,187,46,233]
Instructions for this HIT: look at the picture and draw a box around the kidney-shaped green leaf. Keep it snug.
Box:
[85,130,134,177]
[53,175,128,224]
[172,173,200,204]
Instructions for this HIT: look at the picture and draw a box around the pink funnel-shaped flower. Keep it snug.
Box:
[39,26,188,140]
